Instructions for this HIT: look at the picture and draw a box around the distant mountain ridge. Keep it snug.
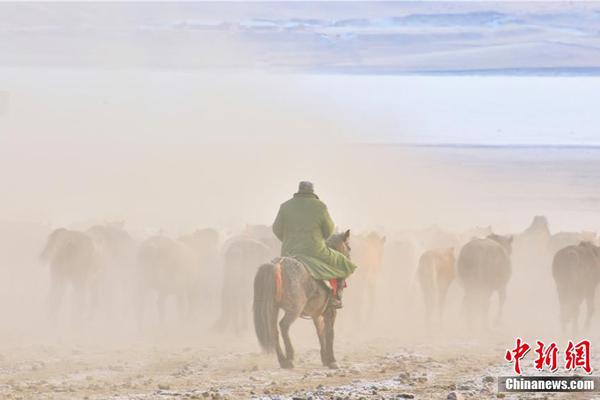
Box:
[1,2,599,73]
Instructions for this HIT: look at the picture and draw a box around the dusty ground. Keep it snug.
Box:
[1,333,595,400]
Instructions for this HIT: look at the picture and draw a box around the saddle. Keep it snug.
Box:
[271,257,344,297]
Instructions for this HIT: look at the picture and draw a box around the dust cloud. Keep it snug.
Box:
[0,68,598,399]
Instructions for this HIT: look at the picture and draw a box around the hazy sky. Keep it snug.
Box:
[1,68,600,233]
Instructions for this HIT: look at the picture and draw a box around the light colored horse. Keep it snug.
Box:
[381,237,418,316]
[136,233,212,326]
[418,247,455,326]
[40,228,98,324]
[349,232,386,322]
[178,228,221,319]
[86,223,136,320]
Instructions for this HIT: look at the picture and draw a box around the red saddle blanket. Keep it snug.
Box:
[328,279,347,296]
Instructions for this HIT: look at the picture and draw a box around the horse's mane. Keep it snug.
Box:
[326,232,346,248]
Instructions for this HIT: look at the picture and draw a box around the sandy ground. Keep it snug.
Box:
[1,331,595,400]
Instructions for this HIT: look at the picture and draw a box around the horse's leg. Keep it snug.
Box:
[421,284,433,328]
[233,293,244,335]
[271,307,288,369]
[241,286,251,333]
[47,273,65,326]
[88,278,98,323]
[186,289,195,325]
[437,281,450,327]
[279,309,301,369]
[134,283,147,331]
[176,292,186,326]
[323,306,338,369]
[156,293,166,327]
[462,291,473,330]
[239,304,248,334]
[313,316,328,366]
[556,288,571,335]
[216,272,236,333]
[71,280,86,329]
[480,291,492,331]
[494,287,506,326]
[571,300,583,337]
[367,274,376,320]
[213,287,228,332]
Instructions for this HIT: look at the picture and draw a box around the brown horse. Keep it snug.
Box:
[553,241,600,334]
[418,247,455,326]
[253,230,351,369]
[457,233,513,328]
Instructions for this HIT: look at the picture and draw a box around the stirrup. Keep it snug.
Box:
[329,296,343,309]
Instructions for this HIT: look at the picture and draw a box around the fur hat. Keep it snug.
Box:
[298,181,314,194]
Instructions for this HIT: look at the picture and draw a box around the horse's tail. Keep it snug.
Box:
[253,263,280,353]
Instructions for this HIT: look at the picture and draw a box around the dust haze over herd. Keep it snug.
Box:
[2,4,600,396]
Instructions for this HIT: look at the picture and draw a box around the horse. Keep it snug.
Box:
[547,231,597,257]
[348,232,385,323]
[216,237,274,334]
[253,230,351,369]
[552,241,600,334]
[457,233,513,328]
[512,215,551,271]
[136,233,210,326]
[40,228,98,324]
[417,247,455,326]
[86,223,136,321]
[178,228,221,317]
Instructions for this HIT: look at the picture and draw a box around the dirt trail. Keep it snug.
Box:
[0,336,588,400]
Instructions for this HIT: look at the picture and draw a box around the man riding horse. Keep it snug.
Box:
[272,181,357,308]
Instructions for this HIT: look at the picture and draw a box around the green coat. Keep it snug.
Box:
[272,192,357,280]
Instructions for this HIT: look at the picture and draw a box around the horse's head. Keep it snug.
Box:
[526,215,550,236]
[327,229,351,258]
[363,231,386,266]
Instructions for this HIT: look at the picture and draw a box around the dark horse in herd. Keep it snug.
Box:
[253,230,350,369]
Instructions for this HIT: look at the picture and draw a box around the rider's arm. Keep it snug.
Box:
[321,205,335,239]
[272,206,284,241]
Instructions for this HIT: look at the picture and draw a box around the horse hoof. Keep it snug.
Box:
[280,360,294,369]
[328,362,339,370]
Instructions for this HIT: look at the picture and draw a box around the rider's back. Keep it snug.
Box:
[273,192,333,257]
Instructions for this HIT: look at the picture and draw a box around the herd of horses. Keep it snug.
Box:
[36,216,600,368]
[39,223,273,328]
[415,216,600,335]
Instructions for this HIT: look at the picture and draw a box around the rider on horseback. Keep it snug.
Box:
[272,181,357,308]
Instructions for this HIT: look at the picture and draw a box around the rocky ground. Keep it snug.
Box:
[1,334,595,400]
